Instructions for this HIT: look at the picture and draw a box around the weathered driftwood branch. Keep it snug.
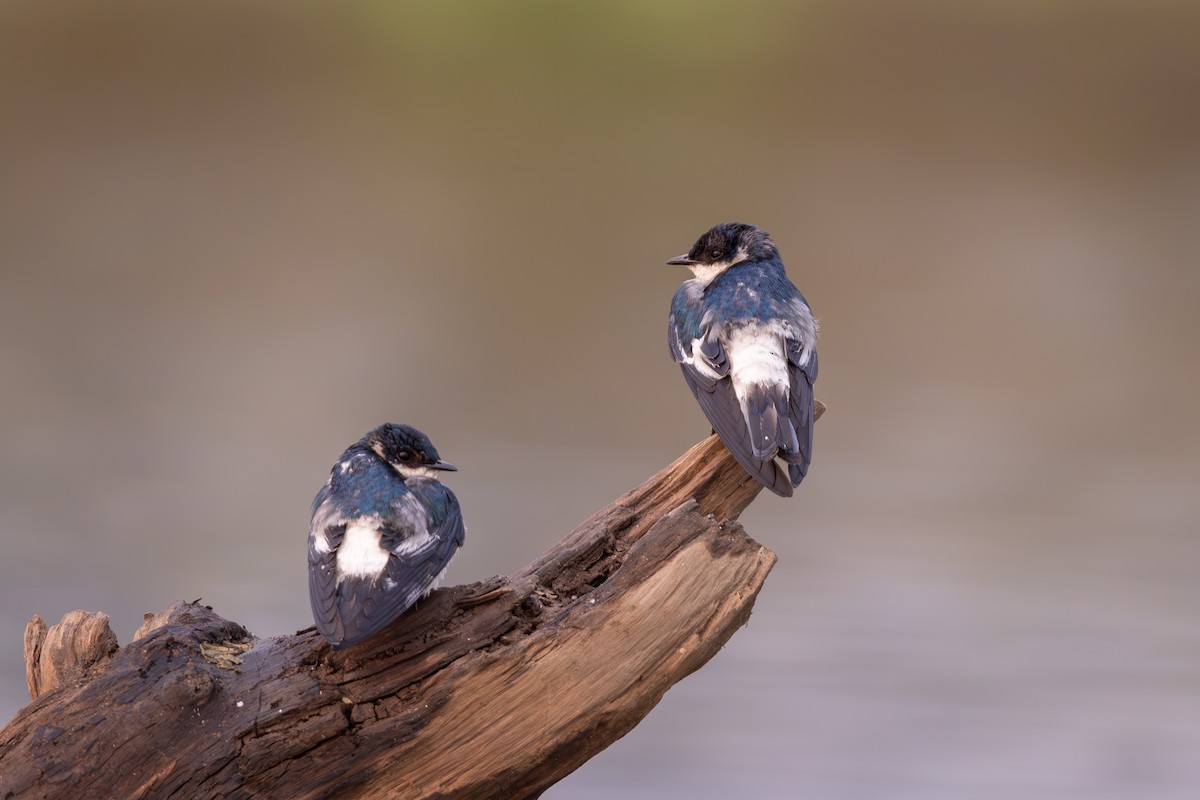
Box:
[3,403,823,800]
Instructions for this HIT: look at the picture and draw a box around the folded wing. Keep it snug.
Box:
[779,337,818,487]
[670,320,794,497]
[308,485,465,647]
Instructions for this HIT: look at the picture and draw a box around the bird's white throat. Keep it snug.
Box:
[686,245,748,286]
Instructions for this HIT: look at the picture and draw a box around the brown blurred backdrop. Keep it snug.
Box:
[2,2,1198,797]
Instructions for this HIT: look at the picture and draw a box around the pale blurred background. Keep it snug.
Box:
[2,1,1198,797]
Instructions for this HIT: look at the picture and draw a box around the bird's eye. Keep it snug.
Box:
[708,248,724,261]
[397,449,415,462]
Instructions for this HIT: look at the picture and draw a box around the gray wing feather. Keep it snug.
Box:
[307,503,348,644]
[674,326,794,497]
[685,370,793,497]
[779,341,818,486]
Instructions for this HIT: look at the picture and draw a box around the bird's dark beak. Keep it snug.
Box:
[667,254,698,266]
[431,459,457,472]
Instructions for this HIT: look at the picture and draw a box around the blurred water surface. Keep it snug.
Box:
[1,2,1198,798]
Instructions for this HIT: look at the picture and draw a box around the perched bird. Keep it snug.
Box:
[667,222,818,497]
[308,423,465,647]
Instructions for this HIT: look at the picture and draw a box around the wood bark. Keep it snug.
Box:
[2,403,823,800]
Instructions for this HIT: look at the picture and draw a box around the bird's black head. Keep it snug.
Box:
[362,423,457,478]
[667,222,779,273]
